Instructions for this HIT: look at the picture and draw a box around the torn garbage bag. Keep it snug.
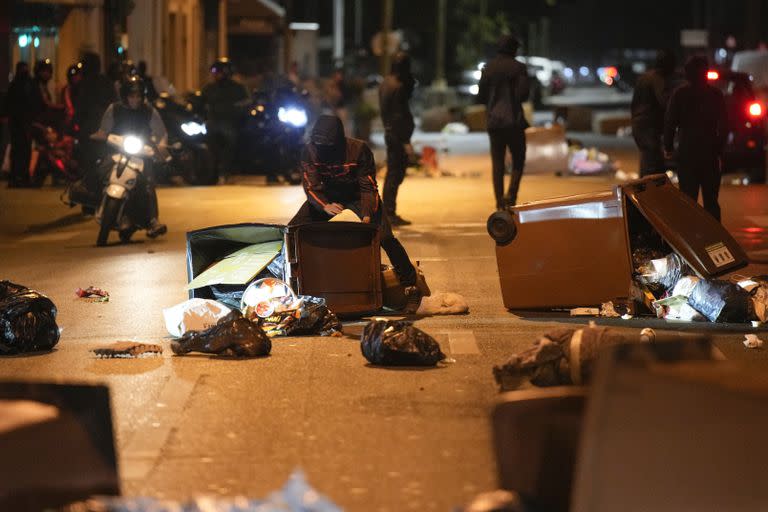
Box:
[360,319,445,366]
[635,253,687,294]
[171,311,271,357]
[163,298,232,337]
[493,326,631,389]
[687,279,753,323]
[0,281,60,355]
[250,296,343,337]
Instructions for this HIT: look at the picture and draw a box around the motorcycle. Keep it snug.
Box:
[94,133,165,246]
[233,85,309,183]
[153,94,217,186]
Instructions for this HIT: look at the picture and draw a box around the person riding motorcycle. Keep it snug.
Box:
[200,58,250,184]
[90,75,168,238]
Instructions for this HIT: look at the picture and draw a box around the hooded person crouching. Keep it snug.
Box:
[289,115,423,312]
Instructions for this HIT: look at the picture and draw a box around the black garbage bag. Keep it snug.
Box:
[360,319,445,366]
[171,310,271,357]
[249,296,342,337]
[0,280,60,355]
[687,279,753,323]
[209,283,247,310]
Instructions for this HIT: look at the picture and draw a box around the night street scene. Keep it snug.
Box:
[2,0,768,510]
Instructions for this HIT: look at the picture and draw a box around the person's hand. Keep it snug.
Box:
[323,203,344,216]
[362,216,371,224]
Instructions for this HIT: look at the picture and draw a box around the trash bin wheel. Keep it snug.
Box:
[487,210,517,245]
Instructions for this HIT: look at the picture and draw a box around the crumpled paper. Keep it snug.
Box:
[744,334,765,349]
[163,298,233,338]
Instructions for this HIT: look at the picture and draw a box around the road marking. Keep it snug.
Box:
[437,330,480,355]
[18,231,79,243]
[121,374,198,480]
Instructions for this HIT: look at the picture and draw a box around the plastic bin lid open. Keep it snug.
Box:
[621,175,748,277]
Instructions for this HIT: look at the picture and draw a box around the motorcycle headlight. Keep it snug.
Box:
[278,107,308,128]
[181,121,207,136]
[123,136,143,155]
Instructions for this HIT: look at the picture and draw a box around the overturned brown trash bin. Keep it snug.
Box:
[487,175,748,310]
[187,222,382,317]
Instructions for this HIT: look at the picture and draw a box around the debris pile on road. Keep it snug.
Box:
[92,342,163,358]
[493,325,654,389]
[171,311,272,358]
[633,251,763,325]
[0,280,60,355]
[63,469,342,511]
[416,292,469,315]
[360,319,446,366]
[75,286,110,302]
[163,298,233,337]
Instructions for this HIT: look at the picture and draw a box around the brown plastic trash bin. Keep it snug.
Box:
[487,174,748,310]
[187,222,382,317]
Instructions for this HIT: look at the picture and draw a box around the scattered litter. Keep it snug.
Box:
[461,489,529,512]
[635,253,687,294]
[567,147,617,175]
[493,326,640,388]
[744,334,764,349]
[600,301,623,318]
[63,468,342,511]
[0,280,60,355]
[92,342,163,358]
[75,286,110,302]
[360,319,446,366]
[570,307,599,317]
[241,278,296,320]
[441,122,470,135]
[416,292,469,315]
[171,311,271,358]
[252,296,343,338]
[163,298,232,337]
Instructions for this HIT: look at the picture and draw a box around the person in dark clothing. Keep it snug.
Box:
[663,56,728,221]
[379,51,416,226]
[73,52,117,206]
[478,34,530,209]
[6,62,34,188]
[290,115,423,312]
[31,59,64,130]
[137,61,159,102]
[200,58,250,184]
[62,62,83,135]
[631,49,677,176]
[91,75,168,239]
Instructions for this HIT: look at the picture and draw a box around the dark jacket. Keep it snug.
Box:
[98,101,168,142]
[200,78,250,125]
[74,73,117,137]
[663,83,728,160]
[631,69,673,133]
[301,116,379,218]
[379,74,415,141]
[477,55,530,130]
[6,74,34,125]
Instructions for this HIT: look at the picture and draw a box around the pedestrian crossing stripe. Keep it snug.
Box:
[705,242,735,268]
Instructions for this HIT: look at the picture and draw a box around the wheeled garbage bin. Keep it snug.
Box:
[487,175,748,310]
[186,222,382,316]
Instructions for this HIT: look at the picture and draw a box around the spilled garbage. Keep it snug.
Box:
[0,281,60,355]
[92,342,163,358]
[75,286,110,303]
[171,311,272,358]
[360,319,446,366]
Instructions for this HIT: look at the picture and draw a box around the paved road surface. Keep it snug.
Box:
[1,139,767,510]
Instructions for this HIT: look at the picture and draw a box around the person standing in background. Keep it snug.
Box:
[379,51,416,226]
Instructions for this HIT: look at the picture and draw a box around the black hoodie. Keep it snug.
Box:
[301,115,380,218]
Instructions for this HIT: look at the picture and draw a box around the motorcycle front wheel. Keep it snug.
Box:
[97,197,121,247]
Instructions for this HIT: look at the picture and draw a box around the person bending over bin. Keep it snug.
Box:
[289,115,423,312]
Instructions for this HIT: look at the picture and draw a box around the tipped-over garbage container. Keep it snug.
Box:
[487,175,748,310]
[186,222,382,316]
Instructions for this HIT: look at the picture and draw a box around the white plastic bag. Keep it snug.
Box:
[163,298,232,338]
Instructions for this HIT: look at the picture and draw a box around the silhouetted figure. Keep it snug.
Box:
[631,49,677,176]
[663,56,728,221]
[379,51,415,226]
[6,62,34,187]
[478,34,530,209]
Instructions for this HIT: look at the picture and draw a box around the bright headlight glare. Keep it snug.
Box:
[181,121,207,136]
[123,136,143,155]
[278,107,308,127]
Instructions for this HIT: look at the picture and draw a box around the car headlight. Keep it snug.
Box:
[278,107,308,127]
[181,121,207,136]
[123,135,143,155]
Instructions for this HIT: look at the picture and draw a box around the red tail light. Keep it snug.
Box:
[707,70,719,80]
[749,102,763,117]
